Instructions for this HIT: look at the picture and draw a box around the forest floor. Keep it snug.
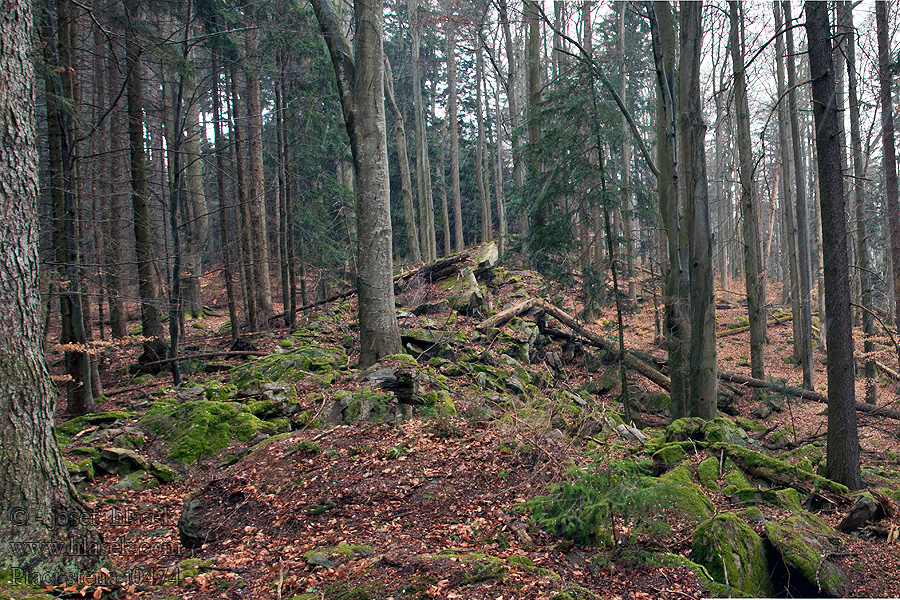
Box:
[26,258,900,600]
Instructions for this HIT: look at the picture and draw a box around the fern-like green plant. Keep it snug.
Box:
[525,459,675,550]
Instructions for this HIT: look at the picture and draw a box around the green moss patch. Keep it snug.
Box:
[141,399,287,464]
[230,344,347,395]
[764,512,846,596]
[693,513,772,597]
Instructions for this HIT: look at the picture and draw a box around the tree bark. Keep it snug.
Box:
[877,0,900,328]
[446,1,464,253]
[844,1,876,404]
[805,0,861,491]
[384,56,421,265]
[476,40,492,244]
[774,0,802,364]
[498,0,525,238]
[648,0,688,419]
[730,0,766,388]
[783,0,815,390]
[681,1,716,419]
[229,67,257,330]
[245,22,273,320]
[408,0,436,262]
[0,0,103,574]
[311,0,401,366]
[125,0,166,361]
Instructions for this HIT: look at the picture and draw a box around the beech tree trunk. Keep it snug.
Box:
[679,2,716,419]
[476,41,492,244]
[312,0,401,367]
[0,0,103,575]
[408,0,436,262]
[245,23,273,320]
[730,0,766,387]
[784,0,814,390]
[877,0,900,327]
[774,0,802,364]
[446,2,464,253]
[384,56,421,264]
[845,1,876,404]
[649,0,689,419]
[805,0,861,491]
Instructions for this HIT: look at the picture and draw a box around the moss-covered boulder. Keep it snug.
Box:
[230,344,347,395]
[764,512,846,596]
[55,411,132,446]
[703,417,751,446]
[652,478,716,524]
[665,417,708,443]
[697,457,720,490]
[141,399,287,464]
[326,389,399,425]
[653,443,689,468]
[443,266,487,313]
[401,329,468,360]
[92,447,150,475]
[693,513,773,597]
[646,553,730,597]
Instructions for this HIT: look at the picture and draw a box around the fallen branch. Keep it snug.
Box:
[719,371,900,421]
[717,311,792,338]
[478,298,671,392]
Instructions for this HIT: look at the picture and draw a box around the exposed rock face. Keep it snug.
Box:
[764,512,846,597]
[692,513,773,597]
[444,267,487,314]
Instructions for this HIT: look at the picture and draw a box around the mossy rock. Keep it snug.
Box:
[659,464,692,484]
[401,329,467,360]
[764,512,846,596]
[703,417,751,446]
[697,457,720,490]
[66,458,95,483]
[55,411,132,445]
[93,447,150,475]
[644,477,715,524]
[230,344,347,395]
[422,390,456,418]
[332,389,398,424]
[204,382,237,402]
[141,399,285,464]
[646,553,730,597]
[150,461,176,484]
[69,446,99,459]
[118,470,157,491]
[653,443,689,467]
[693,513,773,597]
[665,417,707,443]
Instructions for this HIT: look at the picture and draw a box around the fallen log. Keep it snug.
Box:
[136,350,268,369]
[719,371,900,421]
[717,311,792,338]
[478,298,672,392]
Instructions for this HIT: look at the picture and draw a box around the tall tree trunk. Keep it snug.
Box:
[805,0,861,492]
[384,56,421,264]
[525,0,542,242]
[409,0,436,262]
[105,35,127,339]
[680,1,716,419]
[845,1,876,404]
[125,0,165,359]
[498,0,525,238]
[730,0,766,387]
[877,0,900,327]
[0,0,103,572]
[312,0,401,366]
[245,23,273,320]
[618,1,636,306]
[494,72,507,253]
[181,26,208,317]
[213,56,239,343]
[784,0,814,390]
[42,0,94,414]
[476,40,491,244]
[439,121,452,256]
[446,2,464,253]
[649,0,688,419]
[230,67,257,330]
[774,0,802,364]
